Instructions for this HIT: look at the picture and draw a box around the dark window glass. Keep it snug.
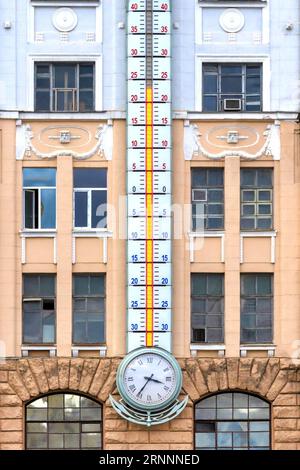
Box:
[192,168,224,231]
[241,274,273,344]
[23,275,56,344]
[195,392,270,450]
[191,274,224,343]
[73,169,107,229]
[241,169,273,231]
[35,63,95,112]
[26,394,102,450]
[73,275,105,344]
[202,64,262,112]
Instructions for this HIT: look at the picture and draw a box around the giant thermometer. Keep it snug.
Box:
[127,0,172,352]
[110,1,188,425]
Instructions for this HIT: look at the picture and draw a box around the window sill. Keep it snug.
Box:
[190,344,225,357]
[240,345,276,358]
[72,346,107,357]
[20,229,57,236]
[21,346,56,357]
[73,229,112,237]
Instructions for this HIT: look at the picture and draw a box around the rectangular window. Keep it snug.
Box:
[241,168,273,230]
[23,275,56,344]
[35,63,95,112]
[192,168,224,231]
[73,169,107,229]
[23,168,56,229]
[203,64,262,112]
[241,274,273,344]
[191,274,224,343]
[73,274,105,344]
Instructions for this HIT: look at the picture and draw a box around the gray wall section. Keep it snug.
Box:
[0,0,299,113]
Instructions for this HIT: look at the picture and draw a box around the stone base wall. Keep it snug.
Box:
[0,358,299,450]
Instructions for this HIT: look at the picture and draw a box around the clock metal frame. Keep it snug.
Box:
[116,347,183,412]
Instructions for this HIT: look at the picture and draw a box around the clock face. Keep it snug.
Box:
[117,348,182,411]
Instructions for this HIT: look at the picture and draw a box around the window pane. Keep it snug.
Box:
[48,395,64,409]
[24,275,40,297]
[217,432,232,448]
[27,434,48,449]
[23,311,42,343]
[241,169,256,186]
[41,189,56,229]
[221,76,242,93]
[74,169,107,188]
[257,169,272,187]
[74,276,89,295]
[87,298,104,313]
[54,64,76,88]
[207,169,223,186]
[203,96,217,112]
[79,91,94,111]
[81,433,101,448]
[27,409,48,421]
[40,275,55,297]
[207,275,223,295]
[242,275,256,295]
[192,275,206,295]
[257,275,272,295]
[75,191,88,228]
[23,168,56,187]
[203,74,218,93]
[246,76,261,94]
[191,169,206,187]
[90,275,104,295]
[195,433,215,448]
[91,190,107,228]
[36,91,50,111]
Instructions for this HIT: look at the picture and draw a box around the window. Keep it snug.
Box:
[192,168,224,231]
[23,168,56,230]
[241,274,273,344]
[241,168,273,230]
[26,393,102,450]
[73,274,105,344]
[195,392,270,450]
[23,275,56,344]
[35,63,94,112]
[74,169,107,229]
[203,64,262,112]
[191,274,224,343]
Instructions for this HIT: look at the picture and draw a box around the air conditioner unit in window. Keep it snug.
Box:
[192,189,207,202]
[223,98,242,111]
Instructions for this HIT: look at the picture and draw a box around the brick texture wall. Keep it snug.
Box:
[0,358,299,450]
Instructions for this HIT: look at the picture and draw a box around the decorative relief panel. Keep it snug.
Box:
[184,121,280,160]
[16,122,113,161]
[52,8,78,32]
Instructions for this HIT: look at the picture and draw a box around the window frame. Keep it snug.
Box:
[35,62,95,113]
[191,168,224,232]
[240,273,274,344]
[25,392,103,450]
[202,63,262,113]
[240,168,273,231]
[23,169,57,231]
[194,391,271,451]
[191,273,225,344]
[195,56,270,113]
[22,274,56,345]
[72,274,106,345]
[28,55,102,112]
[73,169,108,231]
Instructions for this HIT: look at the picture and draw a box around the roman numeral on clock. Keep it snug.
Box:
[129,385,136,392]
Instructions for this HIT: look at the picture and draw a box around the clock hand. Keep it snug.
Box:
[144,376,163,384]
[136,373,154,397]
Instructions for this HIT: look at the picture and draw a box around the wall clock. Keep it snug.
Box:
[116,347,182,412]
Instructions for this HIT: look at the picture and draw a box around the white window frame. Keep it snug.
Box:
[28,1,102,44]
[195,55,270,112]
[27,54,102,112]
[73,187,107,230]
[23,184,57,231]
[195,1,269,46]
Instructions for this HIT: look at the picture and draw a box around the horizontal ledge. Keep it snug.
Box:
[19,111,125,120]
[73,230,113,238]
[21,346,56,350]
[190,344,226,351]
[240,231,277,238]
[20,230,57,237]
[184,112,298,121]
[71,346,107,351]
[240,345,276,351]
[189,231,224,238]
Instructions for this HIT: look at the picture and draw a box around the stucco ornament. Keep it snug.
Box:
[52,8,78,32]
[219,9,245,33]
[184,121,281,160]
[21,122,113,160]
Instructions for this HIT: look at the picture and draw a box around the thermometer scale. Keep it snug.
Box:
[127,0,172,352]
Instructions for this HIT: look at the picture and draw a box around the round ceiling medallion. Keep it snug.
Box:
[219,8,245,33]
[52,8,78,32]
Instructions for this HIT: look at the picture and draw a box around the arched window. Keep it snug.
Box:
[195,392,270,450]
[26,393,102,450]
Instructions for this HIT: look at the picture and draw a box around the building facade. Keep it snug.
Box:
[0,0,300,450]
